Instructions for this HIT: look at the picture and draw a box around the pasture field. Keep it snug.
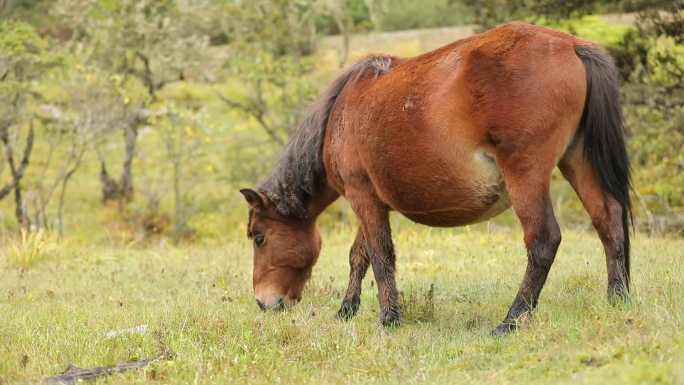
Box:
[2,224,683,384]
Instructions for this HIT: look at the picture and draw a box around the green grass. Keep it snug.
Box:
[2,225,683,384]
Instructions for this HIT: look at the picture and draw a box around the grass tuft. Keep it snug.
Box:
[5,229,62,268]
[399,283,435,323]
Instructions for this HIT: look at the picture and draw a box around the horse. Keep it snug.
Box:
[240,22,631,335]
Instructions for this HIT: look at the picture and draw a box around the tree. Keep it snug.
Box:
[153,102,209,241]
[461,0,618,30]
[53,0,210,203]
[29,65,125,236]
[615,3,684,233]
[215,0,354,145]
[0,20,52,230]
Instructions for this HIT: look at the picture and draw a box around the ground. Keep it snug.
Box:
[2,222,682,384]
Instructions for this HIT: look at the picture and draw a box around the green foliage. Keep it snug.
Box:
[5,0,43,9]
[550,15,631,46]
[24,63,126,233]
[0,19,46,57]
[620,0,678,12]
[315,0,373,34]
[215,0,322,144]
[0,19,53,94]
[461,0,614,30]
[54,0,210,100]
[0,0,57,31]
[376,0,469,31]
[0,20,59,222]
[647,35,684,89]
[614,5,684,227]
[219,0,318,56]
[0,20,42,133]
[0,19,61,114]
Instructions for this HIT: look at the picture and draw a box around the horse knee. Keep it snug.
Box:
[549,226,562,248]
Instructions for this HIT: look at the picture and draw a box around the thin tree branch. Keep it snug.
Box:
[134,51,159,100]
[212,88,285,145]
[44,350,175,385]
[0,181,13,200]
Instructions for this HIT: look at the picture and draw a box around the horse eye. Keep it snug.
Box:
[254,234,266,247]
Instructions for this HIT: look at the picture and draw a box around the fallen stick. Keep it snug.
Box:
[43,350,174,384]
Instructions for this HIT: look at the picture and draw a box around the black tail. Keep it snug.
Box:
[575,44,632,285]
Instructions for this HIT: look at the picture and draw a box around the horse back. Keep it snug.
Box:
[323,23,588,226]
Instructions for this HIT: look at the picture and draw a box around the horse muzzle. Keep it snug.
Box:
[256,297,285,311]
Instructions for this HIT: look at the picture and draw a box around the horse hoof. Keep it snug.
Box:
[491,322,517,337]
[335,298,359,321]
[607,285,630,306]
[335,309,353,321]
[380,307,402,327]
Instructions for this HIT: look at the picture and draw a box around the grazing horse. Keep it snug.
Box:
[240,22,631,335]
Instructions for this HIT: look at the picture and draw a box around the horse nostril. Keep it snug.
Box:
[256,299,266,311]
[274,298,285,311]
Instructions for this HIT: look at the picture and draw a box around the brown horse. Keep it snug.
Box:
[240,22,631,335]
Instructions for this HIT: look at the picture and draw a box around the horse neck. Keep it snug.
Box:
[305,179,340,219]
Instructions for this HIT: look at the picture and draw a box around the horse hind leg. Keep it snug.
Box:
[559,145,629,301]
[336,227,370,320]
[492,164,561,336]
[492,120,569,336]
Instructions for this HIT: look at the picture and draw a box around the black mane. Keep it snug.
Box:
[258,55,393,218]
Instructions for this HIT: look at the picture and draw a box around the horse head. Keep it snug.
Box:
[240,188,321,311]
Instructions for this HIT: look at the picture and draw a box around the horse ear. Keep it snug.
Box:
[240,188,266,211]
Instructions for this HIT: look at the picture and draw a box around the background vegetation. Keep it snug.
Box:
[1,0,682,383]
[0,0,682,240]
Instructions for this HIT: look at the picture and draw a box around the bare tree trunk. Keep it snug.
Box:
[327,5,351,67]
[14,182,29,230]
[57,171,73,237]
[1,121,34,231]
[172,154,183,240]
[100,115,139,203]
[120,122,137,201]
[57,149,85,237]
[99,161,120,202]
[364,0,387,31]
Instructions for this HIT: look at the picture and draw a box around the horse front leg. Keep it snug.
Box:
[347,192,401,326]
[336,228,370,320]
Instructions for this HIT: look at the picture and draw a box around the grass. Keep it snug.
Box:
[2,224,683,384]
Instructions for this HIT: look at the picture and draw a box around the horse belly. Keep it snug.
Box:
[379,150,511,227]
